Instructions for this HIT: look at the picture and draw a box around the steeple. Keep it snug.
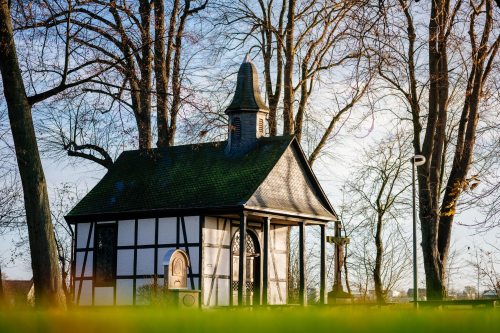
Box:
[225,54,269,157]
[226,54,270,114]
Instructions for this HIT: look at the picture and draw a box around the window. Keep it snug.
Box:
[258,118,264,134]
[232,117,241,138]
[95,224,117,286]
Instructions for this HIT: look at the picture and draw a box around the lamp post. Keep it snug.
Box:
[410,155,425,309]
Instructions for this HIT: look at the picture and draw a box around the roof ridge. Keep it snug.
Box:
[121,141,226,154]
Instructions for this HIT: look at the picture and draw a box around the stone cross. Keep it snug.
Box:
[327,221,349,294]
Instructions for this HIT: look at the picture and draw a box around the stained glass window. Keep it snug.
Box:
[95,225,116,286]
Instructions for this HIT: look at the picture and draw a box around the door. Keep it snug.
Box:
[231,230,260,306]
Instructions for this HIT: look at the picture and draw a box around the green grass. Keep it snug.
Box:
[0,308,499,333]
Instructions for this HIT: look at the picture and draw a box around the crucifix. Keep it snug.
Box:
[121,143,126,151]
[327,221,349,295]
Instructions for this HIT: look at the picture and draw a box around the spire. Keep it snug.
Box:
[225,54,269,114]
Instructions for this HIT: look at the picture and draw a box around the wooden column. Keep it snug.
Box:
[238,213,247,306]
[320,224,327,305]
[262,217,270,306]
[299,222,307,306]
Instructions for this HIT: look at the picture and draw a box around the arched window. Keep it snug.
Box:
[232,231,257,254]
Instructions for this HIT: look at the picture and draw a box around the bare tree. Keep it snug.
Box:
[214,0,373,164]
[0,0,131,308]
[374,0,500,300]
[346,131,413,303]
[0,0,65,308]
[19,0,208,167]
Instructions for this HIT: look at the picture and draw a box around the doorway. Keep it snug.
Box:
[231,230,260,306]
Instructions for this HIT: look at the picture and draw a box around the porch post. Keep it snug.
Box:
[262,217,270,306]
[299,222,307,306]
[320,223,327,305]
[238,213,247,306]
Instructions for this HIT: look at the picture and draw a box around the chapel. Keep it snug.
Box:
[65,54,338,308]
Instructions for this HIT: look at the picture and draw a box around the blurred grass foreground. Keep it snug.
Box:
[0,308,499,333]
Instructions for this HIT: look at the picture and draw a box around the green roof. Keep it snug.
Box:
[67,136,295,217]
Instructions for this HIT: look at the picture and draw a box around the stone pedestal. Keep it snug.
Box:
[172,290,201,309]
[327,285,354,304]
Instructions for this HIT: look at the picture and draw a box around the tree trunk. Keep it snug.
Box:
[0,265,4,309]
[155,0,169,148]
[373,214,384,303]
[0,0,66,309]
[138,0,152,149]
[282,0,295,135]
[157,0,181,147]
[343,244,351,294]
[261,0,285,137]
[294,64,312,142]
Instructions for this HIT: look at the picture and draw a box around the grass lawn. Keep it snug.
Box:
[0,307,499,333]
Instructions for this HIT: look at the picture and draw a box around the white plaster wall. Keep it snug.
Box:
[204,217,218,245]
[137,218,155,245]
[274,253,287,280]
[203,277,215,306]
[116,249,134,276]
[273,225,288,251]
[183,216,199,243]
[218,278,230,306]
[158,217,176,244]
[203,247,218,276]
[116,279,134,305]
[118,220,135,246]
[219,248,231,276]
[268,225,288,304]
[76,280,93,306]
[136,248,155,276]
[94,287,114,306]
[202,217,234,307]
[75,251,93,277]
[76,223,93,249]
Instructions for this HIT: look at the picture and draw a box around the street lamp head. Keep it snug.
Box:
[410,155,426,166]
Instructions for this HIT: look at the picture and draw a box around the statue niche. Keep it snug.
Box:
[162,249,190,290]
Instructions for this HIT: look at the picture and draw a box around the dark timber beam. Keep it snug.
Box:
[299,222,307,306]
[320,224,327,305]
[238,213,247,306]
[262,217,270,306]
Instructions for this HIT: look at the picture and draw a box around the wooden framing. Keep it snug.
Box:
[73,216,202,307]
[262,217,270,306]
[320,224,327,305]
[298,222,306,307]
[237,213,247,305]
[70,207,330,308]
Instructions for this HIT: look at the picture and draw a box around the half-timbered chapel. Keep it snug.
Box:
[65,54,339,308]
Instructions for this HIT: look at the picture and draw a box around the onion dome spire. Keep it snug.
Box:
[225,53,269,114]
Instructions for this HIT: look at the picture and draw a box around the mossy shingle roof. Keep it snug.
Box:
[67,136,296,217]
